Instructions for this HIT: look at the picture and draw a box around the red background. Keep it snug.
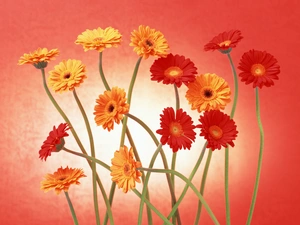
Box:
[1,0,300,224]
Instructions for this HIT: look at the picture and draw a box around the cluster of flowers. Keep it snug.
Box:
[18,25,280,223]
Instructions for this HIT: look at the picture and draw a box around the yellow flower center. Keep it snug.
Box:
[169,122,183,137]
[123,163,131,176]
[218,40,231,47]
[251,64,266,76]
[93,37,103,45]
[209,125,223,140]
[164,66,183,78]
[201,87,215,100]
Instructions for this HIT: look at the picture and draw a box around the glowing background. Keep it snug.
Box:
[1,0,300,224]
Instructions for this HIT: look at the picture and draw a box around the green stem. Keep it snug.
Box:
[40,69,113,224]
[138,144,162,225]
[246,88,265,225]
[225,53,239,225]
[99,52,111,91]
[194,149,213,225]
[126,113,181,223]
[138,167,220,225]
[64,191,79,225]
[72,89,100,225]
[62,147,110,171]
[166,142,207,220]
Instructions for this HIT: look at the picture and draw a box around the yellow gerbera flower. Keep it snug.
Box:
[110,145,142,193]
[94,87,129,131]
[75,27,122,52]
[129,25,169,59]
[185,73,231,112]
[48,59,87,93]
[40,166,86,195]
[18,47,59,69]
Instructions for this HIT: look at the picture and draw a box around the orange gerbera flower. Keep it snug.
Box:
[18,47,59,69]
[156,107,196,152]
[130,25,169,59]
[238,49,280,88]
[41,166,86,195]
[75,27,122,52]
[186,73,231,112]
[204,30,243,54]
[39,123,70,161]
[110,145,142,193]
[150,53,197,87]
[48,59,87,93]
[198,110,238,150]
[94,87,130,131]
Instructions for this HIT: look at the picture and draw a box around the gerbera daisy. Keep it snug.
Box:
[204,30,243,54]
[39,123,70,161]
[129,25,169,59]
[186,73,231,112]
[110,145,142,193]
[41,166,86,195]
[198,110,238,150]
[150,53,197,87]
[18,47,59,69]
[75,27,122,52]
[48,59,87,93]
[94,87,130,131]
[156,107,196,153]
[238,49,280,88]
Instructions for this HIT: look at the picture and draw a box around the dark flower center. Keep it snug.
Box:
[124,163,131,176]
[59,176,67,181]
[204,89,213,98]
[145,40,153,46]
[108,104,115,112]
[63,73,71,79]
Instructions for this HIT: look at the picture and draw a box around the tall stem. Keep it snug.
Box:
[64,191,79,225]
[99,52,111,91]
[246,87,265,224]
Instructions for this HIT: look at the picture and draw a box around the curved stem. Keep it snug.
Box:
[246,87,265,225]
[99,52,111,91]
[62,147,110,171]
[225,53,239,225]
[138,167,220,225]
[194,149,213,225]
[73,89,100,225]
[64,191,79,225]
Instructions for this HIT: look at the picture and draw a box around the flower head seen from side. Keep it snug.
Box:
[94,87,130,131]
[198,110,238,150]
[204,30,243,54]
[238,49,280,88]
[130,25,170,59]
[18,47,59,69]
[150,53,198,88]
[110,145,142,193]
[156,107,196,153]
[41,166,86,195]
[186,73,231,112]
[39,123,70,161]
[75,27,122,52]
[48,59,87,93]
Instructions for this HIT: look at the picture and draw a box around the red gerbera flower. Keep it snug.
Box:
[156,107,196,152]
[39,123,70,161]
[238,49,280,88]
[204,30,243,53]
[198,110,238,150]
[150,53,197,87]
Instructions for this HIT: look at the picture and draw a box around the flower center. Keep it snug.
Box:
[123,163,131,176]
[218,40,231,47]
[169,122,183,137]
[63,72,71,79]
[251,64,266,76]
[105,101,117,114]
[164,66,183,78]
[93,37,103,45]
[145,39,153,46]
[58,176,67,181]
[201,87,215,100]
[209,125,223,140]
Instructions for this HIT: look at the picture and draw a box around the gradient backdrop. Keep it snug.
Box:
[1,0,300,224]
